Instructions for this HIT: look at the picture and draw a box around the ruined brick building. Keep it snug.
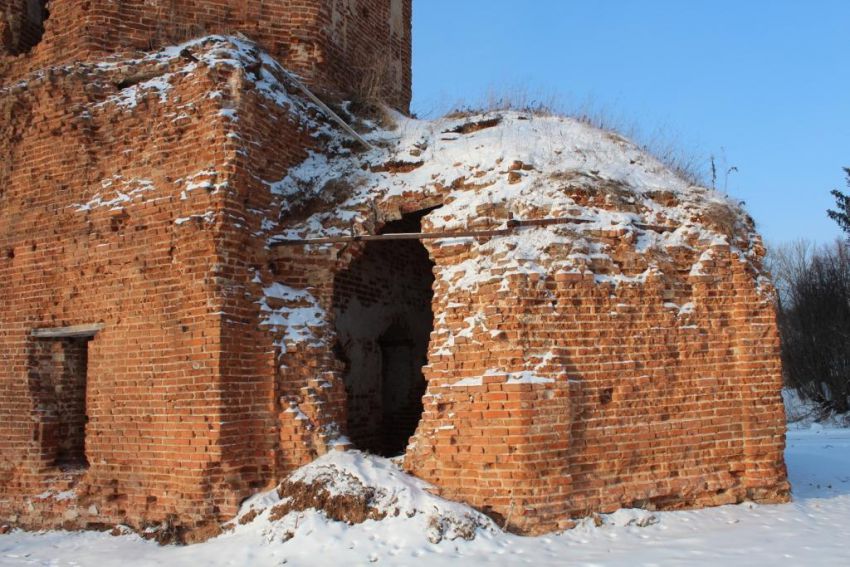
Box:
[1,0,789,540]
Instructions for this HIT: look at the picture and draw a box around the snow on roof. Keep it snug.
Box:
[265,104,766,291]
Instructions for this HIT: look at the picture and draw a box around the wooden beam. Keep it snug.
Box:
[31,323,105,339]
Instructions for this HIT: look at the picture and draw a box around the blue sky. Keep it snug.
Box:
[411,0,850,246]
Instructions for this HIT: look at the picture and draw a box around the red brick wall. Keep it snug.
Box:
[207,58,327,508]
[400,234,789,533]
[0,38,319,538]
[269,188,789,534]
[0,0,412,111]
[267,247,351,473]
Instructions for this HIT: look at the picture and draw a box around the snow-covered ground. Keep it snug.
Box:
[2,404,848,566]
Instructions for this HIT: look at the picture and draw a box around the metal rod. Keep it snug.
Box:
[270,215,673,247]
[272,227,512,246]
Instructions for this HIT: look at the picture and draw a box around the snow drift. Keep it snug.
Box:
[226,451,496,545]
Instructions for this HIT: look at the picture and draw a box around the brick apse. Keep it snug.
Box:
[0,0,788,541]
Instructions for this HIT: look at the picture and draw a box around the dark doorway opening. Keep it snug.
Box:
[29,336,90,470]
[333,211,435,457]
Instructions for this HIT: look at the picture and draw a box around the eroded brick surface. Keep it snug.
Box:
[0,4,404,534]
[0,0,411,110]
[262,110,792,534]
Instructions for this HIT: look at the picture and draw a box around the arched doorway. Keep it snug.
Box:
[332,211,434,456]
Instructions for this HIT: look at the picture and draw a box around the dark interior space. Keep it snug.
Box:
[28,337,90,470]
[332,211,435,457]
[377,318,429,455]
[3,0,49,55]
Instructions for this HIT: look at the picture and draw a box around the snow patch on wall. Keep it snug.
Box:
[258,283,326,354]
[74,177,156,212]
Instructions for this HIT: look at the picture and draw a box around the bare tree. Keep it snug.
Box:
[766,239,816,306]
[776,240,850,414]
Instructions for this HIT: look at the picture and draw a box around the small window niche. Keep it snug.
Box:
[3,0,49,55]
[29,324,102,471]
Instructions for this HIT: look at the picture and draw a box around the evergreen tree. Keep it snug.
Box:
[827,167,850,237]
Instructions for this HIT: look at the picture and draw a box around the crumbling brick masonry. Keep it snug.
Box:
[0,0,788,541]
